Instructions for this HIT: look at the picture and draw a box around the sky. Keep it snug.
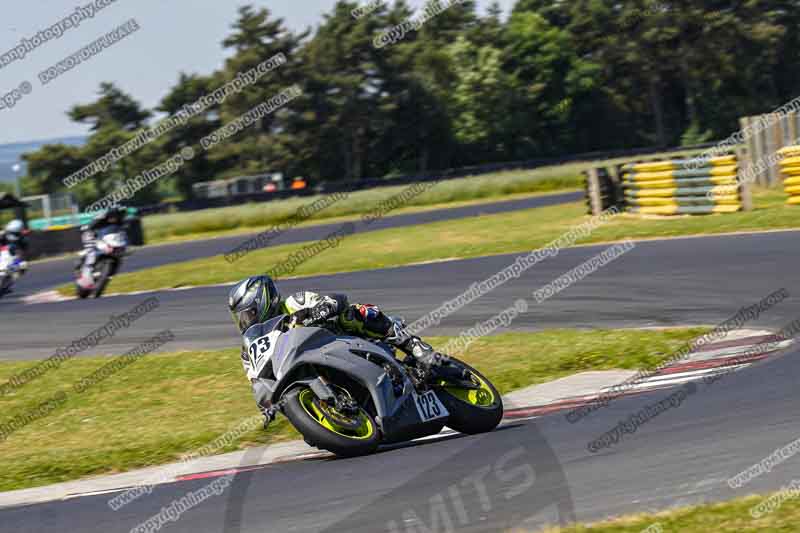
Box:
[0,0,514,146]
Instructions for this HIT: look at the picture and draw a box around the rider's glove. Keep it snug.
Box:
[300,298,339,326]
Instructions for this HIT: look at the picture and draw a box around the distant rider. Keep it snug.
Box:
[227,275,449,427]
[0,219,28,274]
[75,206,127,273]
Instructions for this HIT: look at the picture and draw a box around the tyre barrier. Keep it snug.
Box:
[778,145,800,206]
[621,155,741,215]
[582,167,623,214]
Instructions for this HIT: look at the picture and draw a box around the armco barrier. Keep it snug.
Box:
[134,142,723,216]
[778,145,800,205]
[23,215,144,261]
[621,155,743,215]
[26,227,82,261]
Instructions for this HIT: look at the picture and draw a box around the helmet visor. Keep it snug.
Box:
[232,306,259,332]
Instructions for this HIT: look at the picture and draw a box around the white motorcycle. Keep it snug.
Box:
[75,230,129,299]
[0,246,26,298]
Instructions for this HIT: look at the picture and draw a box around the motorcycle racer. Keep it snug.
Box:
[227,275,449,427]
[0,219,29,274]
[75,206,127,273]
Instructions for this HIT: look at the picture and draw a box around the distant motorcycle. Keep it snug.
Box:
[250,313,504,457]
[0,246,26,298]
[75,229,128,299]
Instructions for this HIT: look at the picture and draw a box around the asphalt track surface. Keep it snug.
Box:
[7,191,581,295]
[1,230,798,532]
[4,348,800,533]
[1,229,797,360]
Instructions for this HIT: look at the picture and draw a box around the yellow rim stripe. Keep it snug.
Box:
[442,373,496,407]
[298,389,375,440]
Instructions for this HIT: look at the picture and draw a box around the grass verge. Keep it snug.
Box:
[0,327,706,492]
[58,186,799,297]
[140,146,713,244]
[143,168,583,244]
[540,492,800,532]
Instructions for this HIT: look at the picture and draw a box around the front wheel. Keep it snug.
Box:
[76,286,92,299]
[283,387,381,457]
[0,274,11,298]
[93,259,115,298]
[435,359,503,435]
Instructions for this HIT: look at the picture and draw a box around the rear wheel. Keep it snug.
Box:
[435,359,503,435]
[284,386,381,457]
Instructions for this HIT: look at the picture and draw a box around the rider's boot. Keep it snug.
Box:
[385,321,452,373]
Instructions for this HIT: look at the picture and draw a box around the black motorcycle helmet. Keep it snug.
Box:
[228,275,282,333]
[106,206,125,225]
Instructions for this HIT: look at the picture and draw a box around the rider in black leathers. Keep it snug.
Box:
[75,207,126,273]
[0,219,28,275]
[228,275,448,427]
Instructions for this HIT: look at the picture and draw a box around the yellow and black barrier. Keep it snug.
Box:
[778,145,800,205]
[621,155,742,215]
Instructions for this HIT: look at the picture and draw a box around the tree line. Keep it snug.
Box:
[22,0,800,206]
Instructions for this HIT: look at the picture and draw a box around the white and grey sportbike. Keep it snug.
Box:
[75,229,128,299]
[0,246,25,298]
[247,313,503,457]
